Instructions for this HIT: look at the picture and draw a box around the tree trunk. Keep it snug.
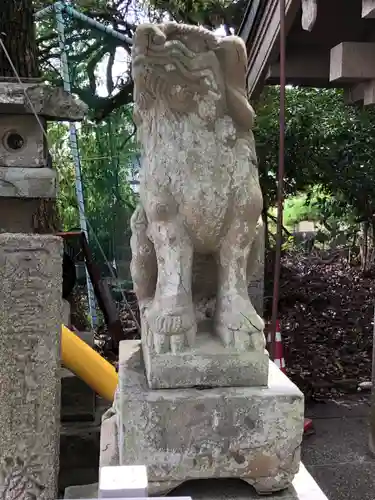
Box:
[0,0,59,234]
[0,0,39,78]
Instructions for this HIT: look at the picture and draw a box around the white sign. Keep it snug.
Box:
[99,465,148,498]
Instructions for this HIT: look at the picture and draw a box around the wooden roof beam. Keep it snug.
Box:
[330,42,375,82]
[267,47,329,85]
[344,81,375,106]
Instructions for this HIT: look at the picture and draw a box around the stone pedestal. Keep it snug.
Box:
[0,233,62,499]
[100,341,304,496]
[143,327,269,390]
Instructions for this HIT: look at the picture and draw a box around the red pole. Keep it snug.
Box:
[270,0,286,361]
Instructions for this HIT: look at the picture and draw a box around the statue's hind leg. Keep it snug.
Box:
[130,205,157,333]
[146,202,196,354]
[215,217,265,352]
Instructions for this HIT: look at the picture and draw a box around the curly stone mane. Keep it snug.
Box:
[132,22,255,132]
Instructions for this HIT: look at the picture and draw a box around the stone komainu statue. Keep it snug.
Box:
[130,22,265,355]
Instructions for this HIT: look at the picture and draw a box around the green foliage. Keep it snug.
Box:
[255,86,375,228]
[146,0,246,32]
[33,0,375,259]
[283,192,321,228]
[34,0,244,120]
[49,106,138,267]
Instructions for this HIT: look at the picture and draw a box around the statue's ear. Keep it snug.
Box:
[134,23,166,50]
[214,36,248,90]
[214,37,255,131]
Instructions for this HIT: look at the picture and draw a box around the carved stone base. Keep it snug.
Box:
[143,322,269,389]
[100,340,304,496]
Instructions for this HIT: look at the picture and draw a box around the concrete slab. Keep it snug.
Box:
[305,396,370,419]
[302,394,375,500]
[64,483,97,499]
[64,463,327,499]
[0,81,88,120]
[302,416,369,465]
[309,463,375,500]
[171,464,328,500]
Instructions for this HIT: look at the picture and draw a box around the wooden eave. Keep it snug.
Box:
[238,0,375,104]
[238,0,300,100]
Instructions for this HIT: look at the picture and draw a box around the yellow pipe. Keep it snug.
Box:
[61,325,118,402]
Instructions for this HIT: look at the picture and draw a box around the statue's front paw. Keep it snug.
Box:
[233,325,266,352]
[147,306,196,354]
[216,296,265,352]
[153,332,187,354]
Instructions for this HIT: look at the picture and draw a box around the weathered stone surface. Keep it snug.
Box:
[64,483,98,499]
[63,299,71,326]
[130,22,266,389]
[247,222,265,316]
[0,199,41,233]
[0,233,62,499]
[0,81,88,121]
[0,115,45,168]
[143,329,269,389]
[100,341,304,495]
[0,166,57,198]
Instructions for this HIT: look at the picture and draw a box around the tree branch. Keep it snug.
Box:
[94,79,134,121]
[106,47,116,95]
[86,43,107,94]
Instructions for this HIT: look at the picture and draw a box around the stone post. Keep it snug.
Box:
[0,40,87,500]
[0,4,88,498]
[0,233,62,499]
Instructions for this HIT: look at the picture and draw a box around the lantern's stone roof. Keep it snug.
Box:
[0,79,87,121]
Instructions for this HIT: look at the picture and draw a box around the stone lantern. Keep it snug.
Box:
[0,78,87,232]
[0,78,87,500]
